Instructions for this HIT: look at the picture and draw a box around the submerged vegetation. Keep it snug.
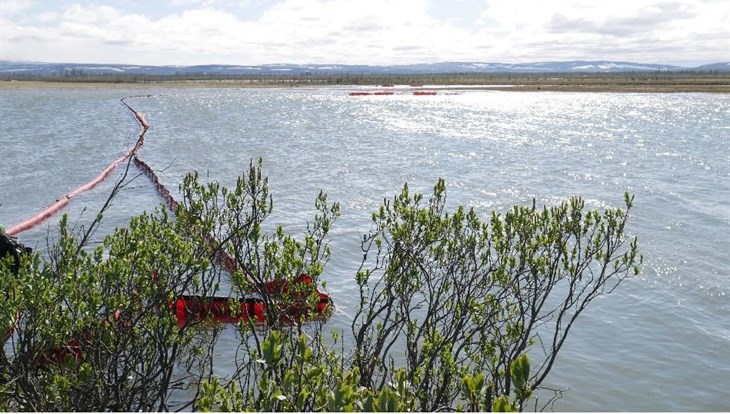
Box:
[1,159,641,411]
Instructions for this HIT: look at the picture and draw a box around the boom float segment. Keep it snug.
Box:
[5,95,333,333]
[6,97,151,236]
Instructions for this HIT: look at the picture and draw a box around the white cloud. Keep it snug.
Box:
[0,0,727,66]
[473,0,729,64]
[0,0,33,16]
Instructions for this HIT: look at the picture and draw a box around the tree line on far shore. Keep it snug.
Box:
[2,68,728,87]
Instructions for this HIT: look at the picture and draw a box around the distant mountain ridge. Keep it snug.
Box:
[1,60,728,77]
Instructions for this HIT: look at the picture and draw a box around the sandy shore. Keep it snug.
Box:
[1,78,729,93]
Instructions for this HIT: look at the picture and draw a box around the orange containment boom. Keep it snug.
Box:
[5,97,150,236]
[6,153,135,236]
[172,274,332,326]
[172,293,331,326]
[37,274,332,366]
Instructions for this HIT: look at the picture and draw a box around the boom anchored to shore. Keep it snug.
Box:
[6,96,151,236]
[4,94,333,329]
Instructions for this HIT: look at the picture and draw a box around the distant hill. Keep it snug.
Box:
[0,60,728,77]
[692,62,730,71]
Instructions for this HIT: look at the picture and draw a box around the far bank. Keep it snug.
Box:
[1,73,729,93]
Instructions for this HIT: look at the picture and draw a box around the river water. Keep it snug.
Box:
[1,86,728,411]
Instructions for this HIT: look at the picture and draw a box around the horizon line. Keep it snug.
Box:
[2,58,728,69]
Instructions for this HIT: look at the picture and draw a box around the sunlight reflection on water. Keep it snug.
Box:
[1,88,728,411]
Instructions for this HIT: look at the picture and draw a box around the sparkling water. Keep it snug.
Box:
[1,87,728,411]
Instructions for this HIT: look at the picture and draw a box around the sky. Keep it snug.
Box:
[0,0,728,67]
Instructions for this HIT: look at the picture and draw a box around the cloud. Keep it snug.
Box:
[0,0,33,16]
[0,0,727,66]
[546,1,698,36]
[473,0,728,64]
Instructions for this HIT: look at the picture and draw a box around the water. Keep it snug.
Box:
[1,87,728,411]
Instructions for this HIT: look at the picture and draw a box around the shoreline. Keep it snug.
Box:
[1,79,729,93]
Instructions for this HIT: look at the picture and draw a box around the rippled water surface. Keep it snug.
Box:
[1,87,728,411]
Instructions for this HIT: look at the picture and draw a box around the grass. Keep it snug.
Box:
[1,73,729,93]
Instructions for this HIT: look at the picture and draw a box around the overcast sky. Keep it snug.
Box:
[1,0,727,67]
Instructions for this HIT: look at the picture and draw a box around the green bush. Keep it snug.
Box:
[1,161,640,411]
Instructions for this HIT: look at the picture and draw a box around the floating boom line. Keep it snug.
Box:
[6,96,152,236]
[5,94,333,327]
